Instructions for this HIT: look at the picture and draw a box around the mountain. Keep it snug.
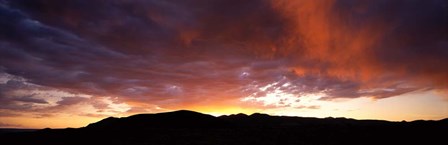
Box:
[86,110,231,130]
[1,110,447,145]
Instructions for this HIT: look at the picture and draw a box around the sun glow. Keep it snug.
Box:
[239,80,448,121]
[186,105,256,116]
[241,80,326,109]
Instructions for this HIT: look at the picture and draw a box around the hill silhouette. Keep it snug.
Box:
[86,110,231,130]
[1,110,447,145]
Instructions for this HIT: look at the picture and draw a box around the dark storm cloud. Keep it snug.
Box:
[370,0,448,86]
[0,79,64,113]
[1,0,281,105]
[0,0,447,112]
[0,80,42,110]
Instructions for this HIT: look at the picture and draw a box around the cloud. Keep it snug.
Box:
[0,79,47,110]
[0,111,21,117]
[56,97,88,106]
[13,95,48,104]
[0,122,23,128]
[0,73,130,119]
[0,0,446,116]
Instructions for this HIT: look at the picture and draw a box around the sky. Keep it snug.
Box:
[0,0,447,128]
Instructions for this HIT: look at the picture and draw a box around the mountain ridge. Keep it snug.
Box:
[85,110,447,130]
[1,110,447,145]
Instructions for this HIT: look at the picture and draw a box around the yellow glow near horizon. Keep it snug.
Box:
[250,90,448,121]
[2,90,447,129]
[0,115,103,129]
[180,105,257,116]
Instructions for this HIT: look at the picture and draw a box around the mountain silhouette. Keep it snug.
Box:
[1,110,447,145]
[86,110,230,130]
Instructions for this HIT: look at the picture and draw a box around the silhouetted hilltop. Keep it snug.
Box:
[87,111,395,130]
[1,110,447,145]
[86,110,230,130]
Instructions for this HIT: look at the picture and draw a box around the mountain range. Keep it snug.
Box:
[1,110,447,145]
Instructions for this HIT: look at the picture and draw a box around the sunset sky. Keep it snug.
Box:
[0,0,447,128]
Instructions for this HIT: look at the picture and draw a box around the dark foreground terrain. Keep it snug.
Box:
[1,110,447,145]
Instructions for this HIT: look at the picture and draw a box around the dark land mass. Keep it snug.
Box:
[1,110,447,145]
[0,128,38,134]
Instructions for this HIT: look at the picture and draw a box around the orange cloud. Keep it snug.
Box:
[270,0,382,81]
